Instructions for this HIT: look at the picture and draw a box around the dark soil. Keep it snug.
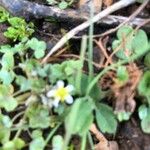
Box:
[117,117,150,150]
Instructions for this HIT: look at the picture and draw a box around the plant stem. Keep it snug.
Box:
[14,114,26,139]
[88,132,94,150]
[44,123,61,146]
[81,134,87,150]
[76,35,87,94]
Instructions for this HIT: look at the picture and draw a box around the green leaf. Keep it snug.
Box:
[0,114,12,128]
[8,17,26,27]
[0,84,13,95]
[116,111,131,122]
[26,38,46,58]
[13,138,25,149]
[144,52,150,69]
[1,52,14,69]
[27,104,51,129]
[29,137,45,150]
[47,0,58,5]
[112,26,149,60]
[112,39,132,60]
[141,108,150,133]
[4,17,34,41]
[138,104,148,120]
[48,60,82,84]
[30,78,45,93]
[0,7,9,23]
[80,74,101,100]
[0,85,17,111]
[65,98,94,136]
[4,27,20,40]
[117,25,133,39]
[138,71,150,97]
[34,49,45,59]
[52,135,64,150]
[59,1,68,9]
[0,70,15,85]
[113,25,133,59]
[0,45,12,53]
[3,141,15,150]
[0,96,18,112]
[132,30,148,55]
[117,66,129,83]
[16,76,31,92]
[32,130,43,139]
[96,103,117,134]
[0,127,10,144]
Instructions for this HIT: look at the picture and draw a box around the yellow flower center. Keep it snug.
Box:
[55,87,68,101]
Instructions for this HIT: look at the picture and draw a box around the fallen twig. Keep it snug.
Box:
[100,0,149,39]
[42,0,136,63]
[90,123,119,150]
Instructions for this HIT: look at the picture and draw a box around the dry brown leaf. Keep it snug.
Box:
[103,0,113,7]
[100,63,142,113]
[95,141,119,150]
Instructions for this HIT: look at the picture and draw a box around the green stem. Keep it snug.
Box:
[76,35,87,94]
[14,114,26,139]
[88,132,94,150]
[81,134,87,150]
[44,123,61,146]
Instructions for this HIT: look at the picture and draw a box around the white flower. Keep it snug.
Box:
[46,80,74,108]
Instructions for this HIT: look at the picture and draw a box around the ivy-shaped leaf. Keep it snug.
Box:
[1,52,14,69]
[29,137,45,150]
[16,76,31,92]
[26,104,51,129]
[26,38,46,59]
[112,25,148,59]
[0,96,18,112]
[52,135,64,150]
[132,29,148,55]
[0,69,15,85]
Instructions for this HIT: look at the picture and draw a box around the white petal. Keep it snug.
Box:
[57,80,64,88]
[52,99,60,108]
[65,95,73,104]
[46,90,56,97]
[40,94,48,105]
[47,100,53,108]
[66,85,74,92]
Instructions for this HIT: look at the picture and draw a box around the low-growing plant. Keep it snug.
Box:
[0,7,34,41]
[0,6,150,149]
[138,71,150,133]
[4,17,34,41]
[47,0,74,9]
